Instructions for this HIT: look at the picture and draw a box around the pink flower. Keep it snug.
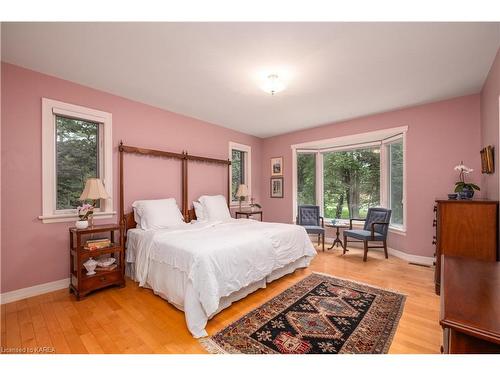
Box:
[77,203,94,220]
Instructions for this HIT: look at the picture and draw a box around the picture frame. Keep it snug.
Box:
[480,145,494,174]
[271,157,283,176]
[270,177,284,198]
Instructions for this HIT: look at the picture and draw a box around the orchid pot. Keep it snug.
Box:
[75,220,89,229]
[454,162,480,200]
[76,203,94,229]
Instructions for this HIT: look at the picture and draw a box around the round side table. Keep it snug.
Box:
[325,222,350,250]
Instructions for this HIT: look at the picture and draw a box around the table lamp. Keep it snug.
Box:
[236,184,249,211]
[79,178,110,227]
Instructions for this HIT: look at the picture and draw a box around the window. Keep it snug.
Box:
[56,116,100,210]
[292,127,406,231]
[231,149,246,201]
[229,142,252,205]
[387,140,404,227]
[297,153,316,206]
[323,147,380,220]
[40,98,113,223]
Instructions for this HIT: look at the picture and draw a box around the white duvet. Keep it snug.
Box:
[130,219,317,336]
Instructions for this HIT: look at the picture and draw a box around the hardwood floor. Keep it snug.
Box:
[0,246,441,354]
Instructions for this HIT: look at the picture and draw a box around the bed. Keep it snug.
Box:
[118,143,316,337]
[125,219,316,337]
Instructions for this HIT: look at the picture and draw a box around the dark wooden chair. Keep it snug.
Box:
[297,205,325,251]
[343,207,392,261]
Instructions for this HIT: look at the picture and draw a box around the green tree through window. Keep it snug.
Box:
[231,149,245,201]
[56,116,99,210]
[323,148,380,219]
[389,141,403,226]
[297,153,316,205]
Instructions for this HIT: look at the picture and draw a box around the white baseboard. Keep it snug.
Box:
[0,278,70,305]
[387,247,434,266]
[323,236,434,266]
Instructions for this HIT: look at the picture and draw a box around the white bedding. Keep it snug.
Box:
[126,219,316,337]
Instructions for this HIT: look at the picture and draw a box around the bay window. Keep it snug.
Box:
[292,127,406,231]
[323,146,380,220]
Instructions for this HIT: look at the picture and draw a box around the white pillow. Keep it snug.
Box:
[193,201,206,222]
[199,195,231,221]
[132,206,146,228]
[132,198,184,230]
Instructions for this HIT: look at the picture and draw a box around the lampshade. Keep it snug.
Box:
[79,178,110,201]
[236,184,249,198]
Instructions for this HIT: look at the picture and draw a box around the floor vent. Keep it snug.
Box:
[408,262,431,268]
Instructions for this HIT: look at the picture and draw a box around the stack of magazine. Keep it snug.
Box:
[84,238,111,250]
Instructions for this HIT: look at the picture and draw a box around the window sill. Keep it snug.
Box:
[38,211,116,224]
[389,226,406,235]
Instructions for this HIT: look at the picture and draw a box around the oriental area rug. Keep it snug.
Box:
[200,273,406,354]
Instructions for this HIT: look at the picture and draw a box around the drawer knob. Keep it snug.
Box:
[432,219,437,227]
[99,276,106,282]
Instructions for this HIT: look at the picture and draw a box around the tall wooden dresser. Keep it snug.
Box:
[433,199,499,295]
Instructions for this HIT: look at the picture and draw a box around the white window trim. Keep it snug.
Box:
[381,133,407,233]
[39,98,114,224]
[291,126,407,233]
[228,141,252,207]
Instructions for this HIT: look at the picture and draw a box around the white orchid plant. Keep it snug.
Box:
[454,162,480,193]
[77,203,94,221]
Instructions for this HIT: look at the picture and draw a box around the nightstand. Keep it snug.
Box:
[69,223,125,300]
[235,209,263,221]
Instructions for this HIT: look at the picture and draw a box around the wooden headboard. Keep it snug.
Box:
[119,142,229,243]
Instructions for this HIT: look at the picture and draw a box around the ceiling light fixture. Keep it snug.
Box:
[261,74,286,95]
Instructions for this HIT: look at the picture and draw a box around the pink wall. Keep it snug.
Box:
[260,95,482,258]
[0,61,487,292]
[480,48,500,200]
[0,63,262,293]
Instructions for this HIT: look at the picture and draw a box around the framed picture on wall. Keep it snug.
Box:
[271,157,283,176]
[270,177,284,198]
[480,145,494,174]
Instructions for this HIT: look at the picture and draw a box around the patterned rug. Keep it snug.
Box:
[200,273,406,354]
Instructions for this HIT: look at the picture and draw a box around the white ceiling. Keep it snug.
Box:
[2,22,499,138]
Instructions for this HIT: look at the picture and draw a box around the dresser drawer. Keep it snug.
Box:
[81,271,122,291]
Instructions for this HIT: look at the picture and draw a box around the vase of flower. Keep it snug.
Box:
[76,203,94,229]
[454,161,480,200]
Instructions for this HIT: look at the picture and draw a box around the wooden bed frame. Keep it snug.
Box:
[118,142,231,245]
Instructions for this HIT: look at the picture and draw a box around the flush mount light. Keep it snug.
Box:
[261,74,286,95]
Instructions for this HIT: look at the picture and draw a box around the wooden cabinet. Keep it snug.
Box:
[433,199,499,295]
[69,224,125,300]
[440,256,500,353]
